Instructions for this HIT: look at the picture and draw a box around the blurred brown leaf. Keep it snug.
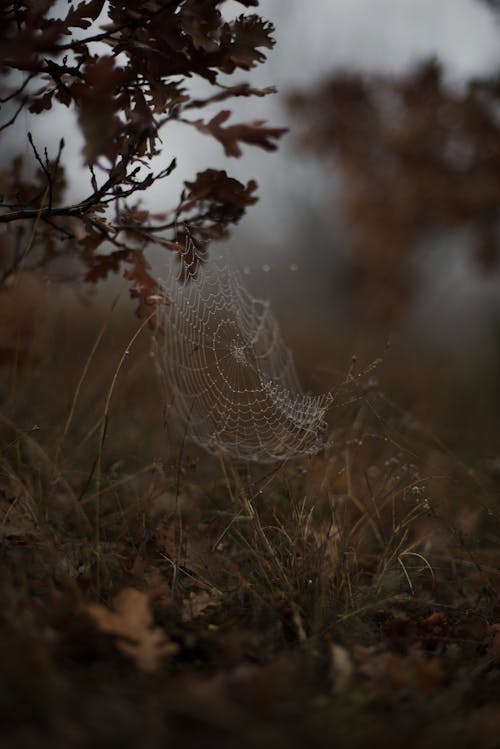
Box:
[190,110,287,157]
[355,645,446,696]
[290,60,500,322]
[330,643,354,694]
[87,587,179,672]
[182,589,223,622]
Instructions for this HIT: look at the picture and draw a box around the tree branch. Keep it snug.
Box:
[0,72,36,104]
[0,99,25,132]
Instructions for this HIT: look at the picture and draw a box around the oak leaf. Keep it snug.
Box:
[63,0,105,31]
[220,15,275,71]
[87,587,179,673]
[184,169,258,212]
[191,110,287,157]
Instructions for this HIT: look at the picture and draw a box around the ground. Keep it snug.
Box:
[0,288,499,748]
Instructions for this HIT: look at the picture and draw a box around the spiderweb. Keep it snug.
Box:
[153,247,333,463]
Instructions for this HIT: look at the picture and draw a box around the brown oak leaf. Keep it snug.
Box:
[63,1,106,31]
[87,587,179,673]
[191,110,287,157]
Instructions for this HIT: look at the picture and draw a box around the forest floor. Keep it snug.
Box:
[1,294,499,748]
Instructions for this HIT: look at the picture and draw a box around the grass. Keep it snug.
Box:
[0,291,499,748]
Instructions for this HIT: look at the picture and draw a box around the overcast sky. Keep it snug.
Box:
[258,0,500,84]
[222,0,500,250]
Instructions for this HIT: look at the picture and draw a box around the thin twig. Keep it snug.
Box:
[0,99,24,132]
[0,186,49,286]
[0,72,35,103]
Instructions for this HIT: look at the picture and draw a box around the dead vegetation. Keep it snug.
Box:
[0,302,498,749]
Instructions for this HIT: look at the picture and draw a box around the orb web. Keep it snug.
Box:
[153,250,333,463]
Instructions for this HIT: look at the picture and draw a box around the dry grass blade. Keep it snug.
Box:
[61,294,120,443]
[91,311,155,590]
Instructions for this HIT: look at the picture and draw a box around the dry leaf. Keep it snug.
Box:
[191,110,287,157]
[87,587,179,673]
[330,644,354,694]
[158,519,233,584]
[182,589,223,622]
[354,645,445,696]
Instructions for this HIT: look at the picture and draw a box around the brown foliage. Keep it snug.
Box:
[0,1,285,318]
[289,60,500,321]
[189,110,286,157]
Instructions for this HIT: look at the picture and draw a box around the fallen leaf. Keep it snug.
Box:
[330,643,354,694]
[354,645,445,696]
[87,587,179,672]
[182,589,223,622]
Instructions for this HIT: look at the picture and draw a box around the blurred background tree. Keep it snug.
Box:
[288,59,500,323]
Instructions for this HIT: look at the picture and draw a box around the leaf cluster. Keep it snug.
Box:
[0,0,286,315]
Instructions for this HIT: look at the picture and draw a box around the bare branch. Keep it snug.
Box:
[0,99,25,132]
[0,72,36,104]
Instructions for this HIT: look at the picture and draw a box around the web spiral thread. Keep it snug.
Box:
[153,250,333,463]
